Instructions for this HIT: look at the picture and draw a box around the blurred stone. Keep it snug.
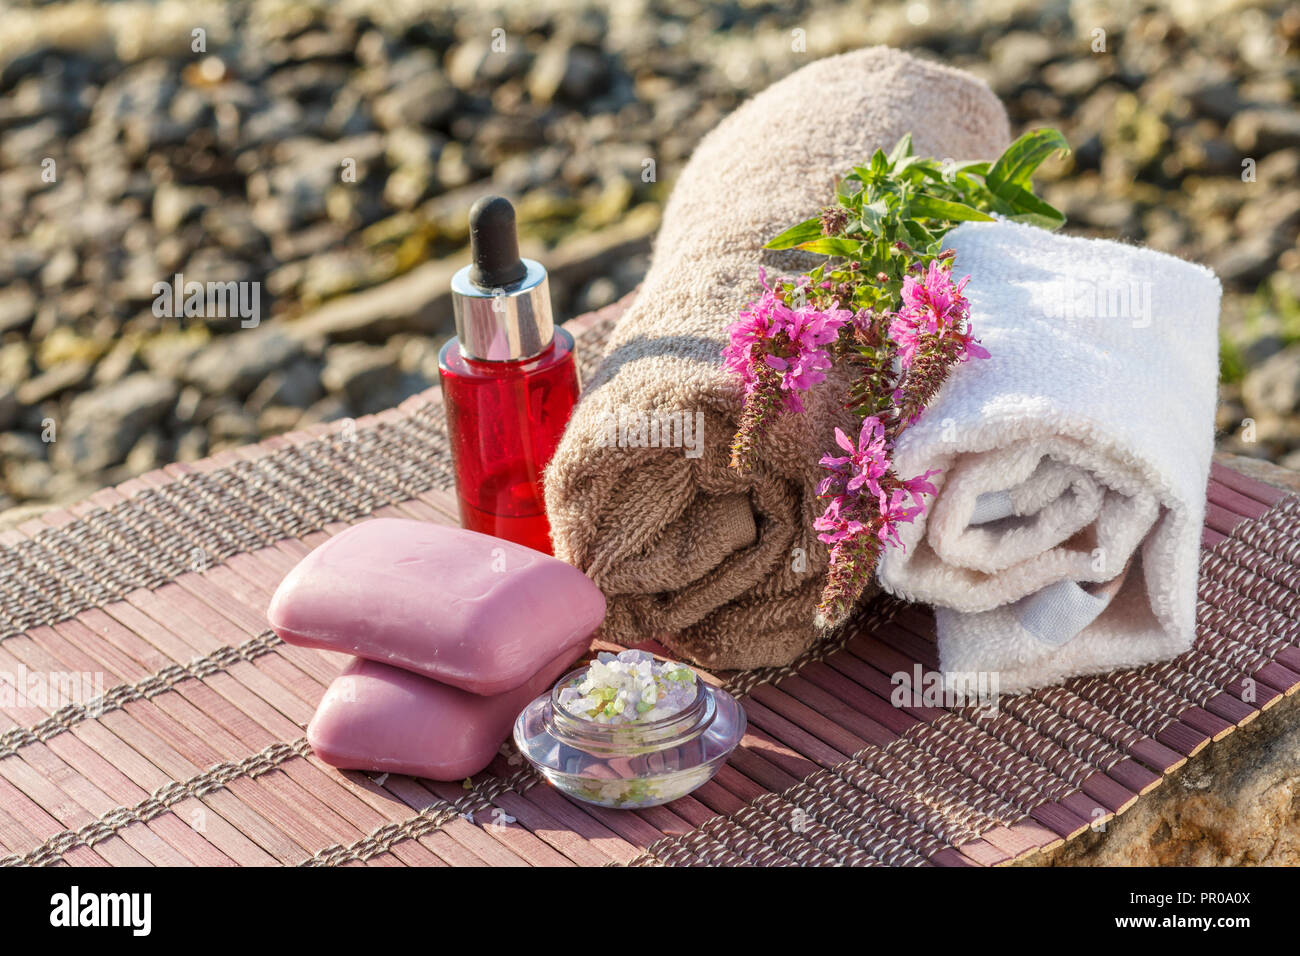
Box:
[1243,347,1300,417]
[124,431,162,474]
[0,117,62,165]
[15,361,92,406]
[0,388,15,432]
[201,204,268,256]
[257,404,303,436]
[1212,234,1286,286]
[241,99,307,148]
[246,357,323,413]
[385,127,444,168]
[152,182,210,233]
[53,373,178,475]
[40,247,78,288]
[496,147,567,193]
[1233,320,1286,367]
[208,406,258,445]
[528,44,610,104]
[373,53,457,129]
[0,343,30,389]
[1236,192,1300,239]
[140,329,209,379]
[0,431,45,461]
[988,32,1055,94]
[298,394,352,426]
[574,275,619,314]
[184,326,306,396]
[446,37,531,90]
[321,342,401,407]
[3,459,57,500]
[1258,149,1300,184]
[173,384,202,424]
[437,141,479,189]
[0,247,42,288]
[175,427,208,462]
[1231,108,1300,154]
[0,283,35,333]
[1042,60,1106,98]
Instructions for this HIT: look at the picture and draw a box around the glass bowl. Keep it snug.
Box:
[512,665,746,809]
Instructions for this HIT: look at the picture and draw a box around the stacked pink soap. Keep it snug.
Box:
[268,518,606,780]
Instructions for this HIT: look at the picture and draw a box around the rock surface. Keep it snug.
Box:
[1033,690,1300,866]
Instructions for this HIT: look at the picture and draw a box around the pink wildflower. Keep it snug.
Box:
[814,495,867,546]
[876,487,925,549]
[900,468,941,507]
[888,260,979,369]
[721,270,783,394]
[763,304,852,409]
[723,270,852,413]
[818,416,890,498]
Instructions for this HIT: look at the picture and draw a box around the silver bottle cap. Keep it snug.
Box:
[450,258,555,361]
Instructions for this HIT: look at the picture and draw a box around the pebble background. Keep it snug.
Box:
[0,0,1297,525]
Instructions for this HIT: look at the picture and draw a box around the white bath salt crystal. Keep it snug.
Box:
[561,650,699,724]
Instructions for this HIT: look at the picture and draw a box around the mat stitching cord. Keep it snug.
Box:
[0,630,284,760]
[301,767,542,867]
[0,738,313,867]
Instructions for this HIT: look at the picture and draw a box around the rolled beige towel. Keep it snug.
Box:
[544,47,1011,670]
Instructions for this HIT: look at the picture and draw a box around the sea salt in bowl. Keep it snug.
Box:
[513,650,746,809]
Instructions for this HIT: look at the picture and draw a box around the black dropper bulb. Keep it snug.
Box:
[468,195,528,289]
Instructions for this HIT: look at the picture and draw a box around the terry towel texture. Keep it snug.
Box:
[877,219,1222,694]
[544,47,1010,669]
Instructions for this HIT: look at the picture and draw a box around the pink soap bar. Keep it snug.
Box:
[268,518,605,696]
[307,649,581,781]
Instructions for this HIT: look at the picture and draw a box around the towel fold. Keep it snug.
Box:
[877,219,1222,693]
[544,47,1011,669]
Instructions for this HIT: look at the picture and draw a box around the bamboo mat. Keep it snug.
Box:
[0,296,1297,867]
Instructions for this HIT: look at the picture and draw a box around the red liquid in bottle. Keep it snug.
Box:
[438,328,580,554]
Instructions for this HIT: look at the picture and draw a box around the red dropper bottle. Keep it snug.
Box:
[438,196,580,554]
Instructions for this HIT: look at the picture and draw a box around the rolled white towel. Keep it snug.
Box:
[877,218,1222,694]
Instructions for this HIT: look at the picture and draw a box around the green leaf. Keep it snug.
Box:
[859,197,889,235]
[765,217,824,250]
[796,237,863,256]
[997,182,1067,229]
[902,219,935,248]
[954,172,998,202]
[887,132,914,167]
[912,164,951,185]
[907,195,995,223]
[870,148,889,175]
[950,160,991,178]
[986,128,1070,196]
